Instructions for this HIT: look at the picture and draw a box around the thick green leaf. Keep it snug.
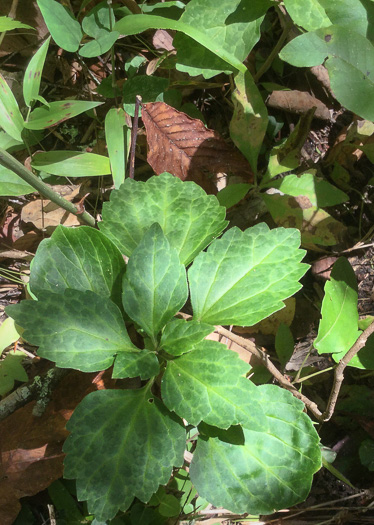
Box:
[31,150,111,176]
[99,172,228,265]
[173,0,272,78]
[24,100,102,130]
[162,339,267,429]
[190,385,321,515]
[112,350,160,380]
[37,0,82,52]
[230,70,268,173]
[272,172,348,207]
[216,183,251,209]
[314,257,360,355]
[0,16,33,31]
[63,387,186,521]
[188,224,308,326]
[283,0,331,31]
[23,37,51,107]
[160,318,214,356]
[29,225,126,308]
[280,26,374,121]
[0,73,24,142]
[105,108,129,188]
[0,164,35,196]
[6,290,138,372]
[0,351,28,396]
[122,224,188,344]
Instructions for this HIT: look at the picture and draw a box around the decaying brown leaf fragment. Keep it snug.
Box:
[142,102,253,192]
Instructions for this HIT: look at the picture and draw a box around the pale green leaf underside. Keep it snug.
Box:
[190,385,321,515]
[162,340,266,429]
[112,350,160,380]
[160,318,214,356]
[314,257,360,355]
[100,172,227,265]
[189,223,308,326]
[29,225,126,308]
[64,388,186,522]
[6,290,137,372]
[123,224,188,342]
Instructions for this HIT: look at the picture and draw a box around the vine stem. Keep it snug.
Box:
[0,147,96,227]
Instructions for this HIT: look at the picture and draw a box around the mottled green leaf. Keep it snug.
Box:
[230,70,268,173]
[112,350,160,380]
[0,164,34,196]
[25,100,102,130]
[162,339,266,429]
[99,172,227,265]
[31,150,110,176]
[160,318,214,356]
[105,107,129,188]
[188,224,308,326]
[123,224,188,344]
[314,257,360,355]
[190,385,321,515]
[23,37,51,107]
[64,387,186,521]
[29,225,125,308]
[0,73,24,141]
[284,0,331,31]
[37,0,82,52]
[0,351,28,396]
[6,290,138,372]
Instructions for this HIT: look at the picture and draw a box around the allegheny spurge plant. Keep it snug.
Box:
[7,173,322,522]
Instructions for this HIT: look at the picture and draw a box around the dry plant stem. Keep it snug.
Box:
[322,320,374,422]
[216,325,323,421]
[0,147,96,227]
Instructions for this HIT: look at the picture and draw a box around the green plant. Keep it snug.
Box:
[6,173,322,522]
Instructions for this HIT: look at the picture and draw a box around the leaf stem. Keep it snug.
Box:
[0,147,96,227]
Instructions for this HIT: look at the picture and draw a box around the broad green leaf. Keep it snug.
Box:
[0,351,28,396]
[24,100,102,130]
[0,73,24,141]
[275,323,294,369]
[114,14,247,73]
[314,257,360,355]
[23,37,51,107]
[29,225,126,308]
[160,318,214,356]
[48,480,84,522]
[173,0,272,78]
[64,387,186,521]
[280,26,374,121]
[190,385,321,515]
[271,172,348,207]
[0,16,33,31]
[37,0,83,52]
[283,0,331,31]
[162,340,266,429]
[112,350,160,380]
[82,1,114,36]
[79,31,119,58]
[0,164,35,196]
[31,150,110,176]
[230,70,268,174]
[359,439,374,471]
[319,0,374,39]
[331,331,374,369]
[99,172,228,265]
[6,290,138,372]
[123,75,169,116]
[216,183,251,209]
[158,494,181,517]
[0,317,21,355]
[188,224,308,326]
[105,107,129,188]
[122,224,188,344]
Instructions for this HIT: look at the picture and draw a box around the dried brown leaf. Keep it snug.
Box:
[267,90,330,120]
[142,102,253,193]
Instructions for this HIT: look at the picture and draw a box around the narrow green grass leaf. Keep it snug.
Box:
[31,150,110,176]
[314,257,360,355]
[63,388,186,521]
[24,100,102,130]
[0,73,24,142]
[122,224,188,343]
[160,318,214,356]
[105,107,129,188]
[188,224,308,326]
[37,0,82,52]
[23,37,51,107]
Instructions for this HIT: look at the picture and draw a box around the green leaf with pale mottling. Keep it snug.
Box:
[29,225,125,308]
[112,350,160,380]
[31,151,110,177]
[123,224,188,344]
[188,224,308,326]
[23,37,51,107]
[190,385,321,515]
[162,339,266,429]
[284,0,331,31]
[25,100,102,130]
[64,387,186,521]
[6,290,138,372]
[160,318,214,356]
[99,172,227,265]
[37,0,82,52]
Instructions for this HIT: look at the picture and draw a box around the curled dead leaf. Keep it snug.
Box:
[267,90,330,120]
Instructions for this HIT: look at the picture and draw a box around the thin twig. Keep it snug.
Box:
[128,95,142,179]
